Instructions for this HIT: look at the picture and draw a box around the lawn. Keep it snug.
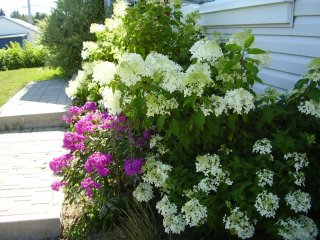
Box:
[0,67,64,107]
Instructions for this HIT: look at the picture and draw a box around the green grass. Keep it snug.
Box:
[0,67,64,107]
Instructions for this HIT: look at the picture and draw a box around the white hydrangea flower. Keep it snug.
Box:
[117,53,151,87]
[90,23,105,33]
[210,94,228,116]
[291,171,306,187]
[82,62,95,75]
[142,155,172,188]
[81,41,98,60]
[298,100,320,118]
[190,39,223,64]
[223,207,255,239]
[196,154,233,187]
[181,198,207,227]
[156,195,186,234]
[92,61,117,86]
[184,63,213,97]
[306,71,320,82]
[198,177,218,193]
[285,190,311,213]
[227,30,253,48]
[256,169,274,187]
[145,94,179,117]
[254,191,279,218]
[105,18,122,31]
[224,88,255,114]
[112,0,128,18]
[284,152,309,172]
[101,87,122,115]
[252,138,272,155]
[65,70,87,99]
[199,103,214,116]
[133,182,154,202]
[277,215,318,240]
[149,135,169,155]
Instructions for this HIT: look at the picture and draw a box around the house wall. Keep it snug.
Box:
[0,18,38,42]
[182,0,320,92]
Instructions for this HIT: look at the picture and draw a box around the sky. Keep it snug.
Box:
[0,0,57,16]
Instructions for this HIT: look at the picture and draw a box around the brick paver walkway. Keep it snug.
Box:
[0,79,70,240]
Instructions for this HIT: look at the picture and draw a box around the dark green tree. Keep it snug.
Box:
[10,11,28,21]
[39,0,105,76]
[33,12,47,23]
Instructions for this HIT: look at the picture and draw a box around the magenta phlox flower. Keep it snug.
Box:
[85,152,113,176]
[124,158,145,176]
[83,102,97,112]
[143,130,152,140]
[74,114,95,135]
[81,177,101,198]
[135,137,145,147]
[68,106,84,116]
[51,180,66,191]
[101,115,115,129]
[116,114,127,123]
[63,132,86,152]
[49,154,73,173]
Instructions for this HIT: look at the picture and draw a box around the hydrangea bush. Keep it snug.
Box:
[57,0,320,239]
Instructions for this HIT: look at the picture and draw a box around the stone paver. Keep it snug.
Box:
[0,129,65,240]
[0,79,71,131]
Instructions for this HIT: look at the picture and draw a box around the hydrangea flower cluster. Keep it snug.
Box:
[284,152,309,171]
[133,182,154,202]
[101,88,123,115]
[256,169,274,187]
[298,100,320,118]
[85,152,113,176]
[223,207,255,239]
[92,61,117,86]
[81,41,98,60]
[149,134,169,155]
[141,155,173,188]
[145,94,179,117]
[156,195,187,234]
[81,177,101,198]
[123,158,144,176]
[277,215,318,240]
[181,198,207,227]
[252,138,272,155]
[291,171,306,186]
[285,190,311,213]
[254,191,280,218]
[195,154,233,192]
[189,39,223,64]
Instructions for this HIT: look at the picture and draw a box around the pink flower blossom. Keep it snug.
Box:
[51,180,66,191]
[49,154,73,173]
[85,152,113,176]
[81,177,101,198]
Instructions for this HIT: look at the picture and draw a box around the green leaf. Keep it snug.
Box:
[244,35,255,48]
[247,48,266,54]
[307,88,320,101]
[223,60,238,73]
[245,62,258,74]
[294,78,309,89]
[157,115,167,131]
[226,44,242,52]
[194,111,205,129]
[169,119,180,137]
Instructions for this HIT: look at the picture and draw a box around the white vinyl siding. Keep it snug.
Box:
[182,0,320,92]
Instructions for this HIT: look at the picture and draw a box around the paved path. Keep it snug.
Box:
[0,79,70,239]
[0,79,71,131]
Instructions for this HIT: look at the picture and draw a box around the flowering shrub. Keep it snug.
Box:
[59,0,320,239]
[50,102,152,236]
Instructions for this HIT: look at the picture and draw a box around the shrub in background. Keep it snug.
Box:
[39,0,106,76]
[0,41,48,71]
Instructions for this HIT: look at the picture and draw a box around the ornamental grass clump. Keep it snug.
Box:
[58,0,320,239]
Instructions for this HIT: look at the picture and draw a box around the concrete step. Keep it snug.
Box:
[0,111,66,131]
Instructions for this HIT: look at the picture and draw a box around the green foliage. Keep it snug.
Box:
[0,41,47,71]
[39,0,105,76]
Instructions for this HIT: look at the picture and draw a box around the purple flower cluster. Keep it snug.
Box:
[63,132,86,152]
[49,154,73,173]
[85,152,113,176]
[124,158,145,176]
[74,114,95,135]
[62,102,97,124]
[51,180,66,191]
[136,130,152,147]
[81,177,101,198]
